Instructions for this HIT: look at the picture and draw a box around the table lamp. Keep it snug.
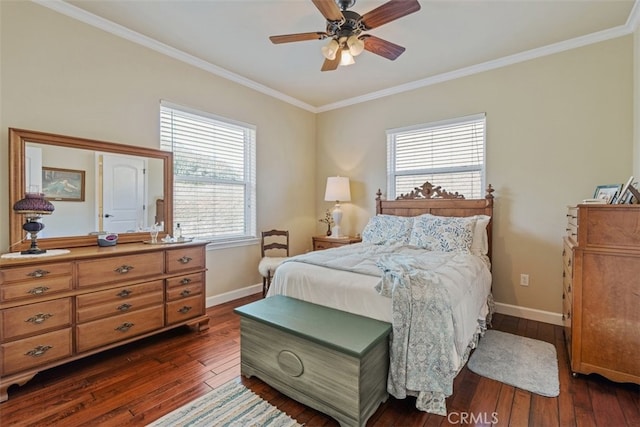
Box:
[324,176,351,238]
[13,193,55,254]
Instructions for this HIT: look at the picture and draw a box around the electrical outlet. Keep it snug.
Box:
[520,274,529,286]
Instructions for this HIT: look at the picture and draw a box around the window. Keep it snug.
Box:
[387,113,485,199]
[160,102,256,243]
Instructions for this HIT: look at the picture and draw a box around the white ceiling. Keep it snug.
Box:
[43,0,639,112]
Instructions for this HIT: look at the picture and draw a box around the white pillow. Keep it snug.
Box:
[409,214,477,253]
[361,215,414,245]
[470,215,491,256]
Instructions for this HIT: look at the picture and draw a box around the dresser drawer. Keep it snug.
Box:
[1,275,73,302]
[0,262,71,285]
[2,298,71,340]
[77,252,164,287]
[76,281,164,323]
[166,272,204,289]
[165,247,205,274]
[566,207,578,227]
[166,282,203,301]
[76,305,164,353]
[1,328,72,376]
[76,280,164,309]
[166,295,205,325]
[562,244,574,280]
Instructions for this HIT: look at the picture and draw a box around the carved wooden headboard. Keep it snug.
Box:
[376,182,495,260]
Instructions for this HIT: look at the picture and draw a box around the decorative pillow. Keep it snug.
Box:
[470,215,491,256]
[409,214,476,253]
[361,215,414,245]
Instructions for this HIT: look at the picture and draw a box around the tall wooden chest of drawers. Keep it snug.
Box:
[563,204,640,384]
[0,242,209,401]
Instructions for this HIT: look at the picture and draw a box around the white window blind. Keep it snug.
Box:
[387,113,486,199]
[160,102,256,241]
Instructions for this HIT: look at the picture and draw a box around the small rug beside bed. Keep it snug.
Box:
[147,380,301,427]
[467,330,560,397]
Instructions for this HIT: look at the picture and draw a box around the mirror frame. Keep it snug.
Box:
[9,128,173,250]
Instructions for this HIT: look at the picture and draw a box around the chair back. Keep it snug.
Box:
[261,229,289,258]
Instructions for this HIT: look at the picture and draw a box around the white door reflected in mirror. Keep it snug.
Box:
[100,153,146,234]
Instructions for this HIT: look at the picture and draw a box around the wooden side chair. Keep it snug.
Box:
[258,229,289,297]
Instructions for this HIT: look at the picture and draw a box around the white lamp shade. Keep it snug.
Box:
[339,49,355,66]
[324,176,351,202]
[321,39,339,60]
[347,35,365,56]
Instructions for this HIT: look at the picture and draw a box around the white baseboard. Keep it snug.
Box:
[206,284,262,307]
[494,302,563,326]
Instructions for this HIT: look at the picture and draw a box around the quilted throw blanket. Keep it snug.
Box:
[285,243,491,416]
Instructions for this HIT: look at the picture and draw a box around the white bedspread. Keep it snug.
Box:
[267,242,492,415]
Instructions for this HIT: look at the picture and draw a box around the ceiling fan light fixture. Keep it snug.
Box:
[321,38,340,60]
[339,48,355,66]
[347,35,365,56]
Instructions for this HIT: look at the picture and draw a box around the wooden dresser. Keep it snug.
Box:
[562,204,640,384]
[0,241,209,401]
[312,235,362,251]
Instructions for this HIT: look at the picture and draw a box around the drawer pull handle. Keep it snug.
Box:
[180,278,192,285]
[117,289,132,298]
[26,345,53,357]
[178,306,192,314]
[27,286,50,295]
[180,289,191,297]
[27,269,50,278]
[117,303,132,312]
[567,259,571,267]
[114,265,134,274]
[178,256,192,264]
[26,313,53,324]
[115,322,134,332]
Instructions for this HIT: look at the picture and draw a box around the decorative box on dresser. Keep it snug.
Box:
[562,204,640,384]
[0,241,209,401]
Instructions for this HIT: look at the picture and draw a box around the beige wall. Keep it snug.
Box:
[0,2,317,297]
[317,36,634,314]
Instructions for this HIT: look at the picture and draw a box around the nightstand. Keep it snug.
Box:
[312,235,362,251]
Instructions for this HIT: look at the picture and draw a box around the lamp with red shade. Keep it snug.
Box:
[13,193,55,255]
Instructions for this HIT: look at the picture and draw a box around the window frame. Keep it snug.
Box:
[386,113,486,199]
[160,101,257,249]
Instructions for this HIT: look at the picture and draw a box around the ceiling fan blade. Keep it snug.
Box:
[312,0,344,22]
[321,49,341,71]
[362,35,406,60]
[270,32,327,44]
[360,0,421,30]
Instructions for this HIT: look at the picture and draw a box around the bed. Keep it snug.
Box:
[267,181,495,416]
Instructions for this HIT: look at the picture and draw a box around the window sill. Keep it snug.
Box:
[205,237,260,251]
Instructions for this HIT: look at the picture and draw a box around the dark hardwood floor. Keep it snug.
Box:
[1,294,638,426]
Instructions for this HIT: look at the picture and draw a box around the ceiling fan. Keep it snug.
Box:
[269,0,421,71]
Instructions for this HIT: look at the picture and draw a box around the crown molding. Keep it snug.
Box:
[33,0,638,114]
[628,0,640,31]
[318,23,634,112]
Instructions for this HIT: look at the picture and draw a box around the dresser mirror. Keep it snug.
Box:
[9,128,173,250]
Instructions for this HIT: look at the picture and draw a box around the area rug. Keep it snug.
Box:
[467,330,559,397]
[147,380,302,427]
